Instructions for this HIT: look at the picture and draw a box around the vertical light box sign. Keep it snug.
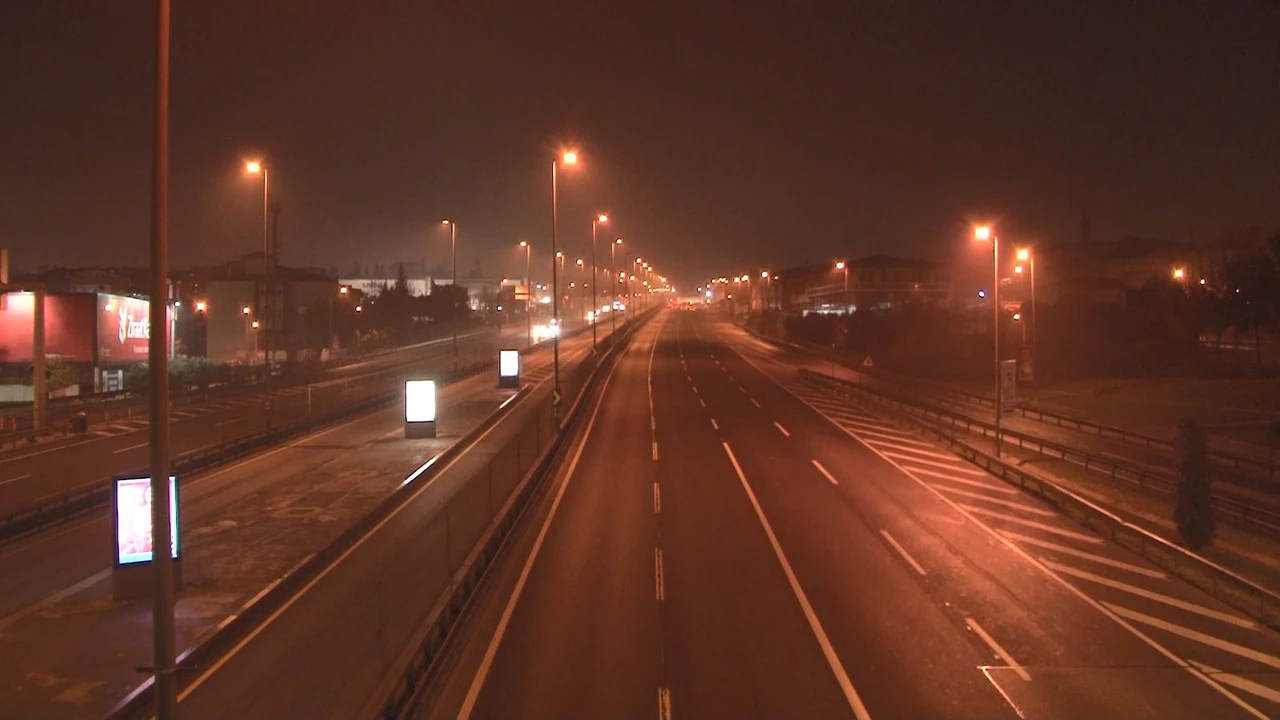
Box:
[405,379,438,438]
[498,349,521,388]
[113,475,180,566]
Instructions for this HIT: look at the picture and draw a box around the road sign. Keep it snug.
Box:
[862,355,874,368]
[1000,359,1017,415]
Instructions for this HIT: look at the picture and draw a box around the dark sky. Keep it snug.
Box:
[2,1,1278,291]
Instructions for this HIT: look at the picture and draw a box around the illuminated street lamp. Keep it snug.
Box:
[441,219,459,371]
[194,300,207,313]
[519,239,532,349]
[610,238,623,337]
[244,159,273,410]
[974,224,1003,455]
[575,257,586,327]
[590,214,608,352]
[550,150,579,423]
[1016,247,1038,399]
[1173,267,1186,281]
[327,285,350,352]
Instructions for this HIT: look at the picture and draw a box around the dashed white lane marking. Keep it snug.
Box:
[723,443,871,720]
[699,398,706,408]
[711,418,719,431]
[999,532,1166,579]
[1106,604,1280,670]
[933,486,1059,517]
[864,440,961,462]
[966,617,1030,681]
[659,687,673,720]
[692,386,698,394]
[880,530,927,576]
[655,547,665,601]
[686,374,692,381]
[811,460,839,485]
[905,466,1020,494]
[958,504,1105,544]
[1046,561,1256,629]
[751,398,762,408]
[738,385,747,394]
[1189,661,1280,704]
[654,483,661,514]
[774,421,790,437]
[652,442,659,461]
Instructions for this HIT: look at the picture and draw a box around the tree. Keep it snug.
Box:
[1173,418,1216,551]
[1221,250,1278,372]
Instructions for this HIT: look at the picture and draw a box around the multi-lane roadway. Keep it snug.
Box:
[427,309,1280,719]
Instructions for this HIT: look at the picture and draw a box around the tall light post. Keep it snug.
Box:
[441,219,459,372]
[633,257,643,320]
[835,260,849,309]
[328,285,348,352]
[610,237,622,339]
[575,258,585,328]
[519,240,532,349]
[245,159,273,422]
[550,150,578,424]
[975,225,1002,455]
[591,214,607,352]
[761,270,772,310]
[1017,247,1037,400]
[147,1,177,715]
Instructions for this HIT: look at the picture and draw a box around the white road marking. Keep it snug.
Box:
[934,486,1059,517]
[880,530,927,576]
[811,460,840,485]
[774,421,790,437]
[864,440,960,462]
[655,547,665,601]
[1189,661,1280,704]
[1045,562,1256,629]
[686,374,692,381]
[112,440,149,454]
[654,483,661,514]
[751,398,762,408]
[957,504,1105,544]
[711,418,719,431]
[0,473,32,488]
[659,687,673,720]
[878,452,986,476]
[999,532,1166,579]
[0,568,111,634]
[652,441,659,461]
[698,398,706,408]
[724,443,871,720]
[692,385,698,394]
[455,340,627,719]
[905,466,1020,494]
[1106,604,1280,670]
[966,617,1030,681]
[216,418,245,427]
[841,426,935,447]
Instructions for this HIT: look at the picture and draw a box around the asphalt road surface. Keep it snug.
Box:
[0,325,526,515]
[425,309,1279,720]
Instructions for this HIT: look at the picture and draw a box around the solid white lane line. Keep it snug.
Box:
[112,441,149,454]
[711,418,720,431]
[957,504,1105,544]
[651,417,656,432]
[998,532,1166,579]
[1046,562,1256,629]
[0,473,32,487]
[655,547,665,601]
[966,618,1030,681]
[454,344,627,720]
[934,486,1059,517]
[811,460,839,485]
[841,427,935,447]
[1106,604,1280,670]
[864,440,959,462]
[659,687,673,720]
[774,421,790,437]
[881,453,987,476]
[654,483,661,514]
[1189,661,1280,705]
[698,398,706,408]
[751,398,762,408]
[906,466,1020,494]
[652,442,659,461]
[880,530,927,576]
[723,443,871,720]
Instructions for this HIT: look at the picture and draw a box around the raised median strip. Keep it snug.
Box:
[797,370,1280,633]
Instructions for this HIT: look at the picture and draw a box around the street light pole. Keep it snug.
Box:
[520,240,532,350]
[976,225,1001,456]
[575,258,585,328]
[442,219,458,372]
[610,238,621,340]
[245,159,272,426]
[591,214,607,353]
[550,151,577,426]
[147,1,177,717]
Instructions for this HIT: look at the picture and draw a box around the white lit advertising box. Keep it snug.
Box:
[498,349,521,388]
[113,475,179,566]
[405,379,437,438]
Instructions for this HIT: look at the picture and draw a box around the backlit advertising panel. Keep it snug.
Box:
[113,475,180,566]
[97,293,153,362]
[499,349,520,377]
[405,379,437,422]
[0,292,96,363]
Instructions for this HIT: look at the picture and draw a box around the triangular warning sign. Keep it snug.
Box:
[862,356,874,368]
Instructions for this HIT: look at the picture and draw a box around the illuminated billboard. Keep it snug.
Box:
[97,293,153,363]
[405,379,438,438]
[113,475,180,566]
[499,349,521,388]
[0,292,96,363]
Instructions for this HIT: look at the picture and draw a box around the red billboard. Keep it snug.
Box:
[0,292,96,363]
[97,294,153,363]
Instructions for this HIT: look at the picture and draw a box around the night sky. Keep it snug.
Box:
[2,1,1278,291]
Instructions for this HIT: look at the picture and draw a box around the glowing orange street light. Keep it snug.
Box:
[1173,267,1186,280]
[339,285,349,295]
[1016,248,1030,262]
[194,300,207,312]
[974,225,992,241]
[973,223,1003,453]
[562,151,578,165]
[245,160,262,175]
[242,305,250,315]
[1014,264,1024,274]
[251,320,260,329]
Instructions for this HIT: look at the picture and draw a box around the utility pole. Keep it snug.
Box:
[32,287,46,434]
[147,0,178,716]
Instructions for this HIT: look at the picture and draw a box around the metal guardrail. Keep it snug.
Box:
[799,370,1280,539]
[795,369,1280,632]
[0,359,496,545]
